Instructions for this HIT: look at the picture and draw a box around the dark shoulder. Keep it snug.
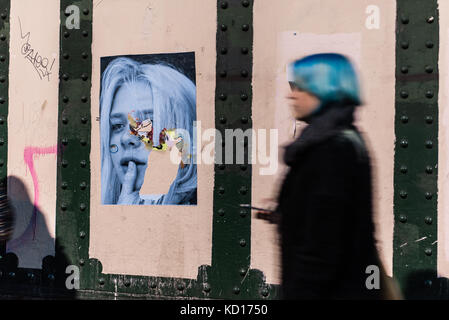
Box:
[310,130,368,162]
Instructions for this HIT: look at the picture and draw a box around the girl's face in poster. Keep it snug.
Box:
[109,81,153,191]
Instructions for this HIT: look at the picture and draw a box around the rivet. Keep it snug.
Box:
[62,117,68,124]
[425,166,433,174]
[241,116,248,124]
[399,215,407,223]
[81,74,88,81]
[218,208,225,216]
[401,41,409,49]
[400,139,408,148]
[239,239,246,247]
[220,47,228,55]
[425,66,433,73]
[220,24,227,31]
[426,41,434,48]
[425,90,434,98]
[62,96,69,103]
[0,117,3,125]
[425,217,433,225]
[218,164,225,170]
[27,272,35,280]
[424,280,432,288]
[61,138,68,145]
[0,13,6,20]
[242,0,250,7]
[0,97,5,104]
[98,278,105,285]
[203,283,211,293]
[425,115,433,124]
[425,140,433,149]
[218,186,225,194]
[241,93,248,101]
[425,248,432,256]
[63,31,70,38]
[220,1,228,9]
[219,70,227,78]
[220,116,226,124]
[81,96,88,103]
[82,52,88,59]
[0,76,5,83]
[61,203,68,211]
[48,274,55,281]
[399,191,407,199]
[400,66,408,74]
[400,115,408,124]
[80,203,86,211]
[80,231,86,239]
[400,165,408,174]
[0,138,4,145]
[233,287,240,294]
[0,34,6,41]
[0,159,4,167]
[427,16,435,24]
[0,55,5,62]
[62,74,69,81]
[80,182,87,190]
[239,186,248,195]
[150,282,157,289]
[401,16,409,24]
[242,24,249,31]
[425,192,432,200]
[177,283,185,291]
[240,209,247,218]
[80,160,87,168]
[239,268,247,276]
[240,164,247,171]
[8,272,15,278]
[82,30,89,37]
[241,47,249,54]
[81,117,88,124]
[124,279,131,287]
[62,159,68,167]
[83,8,90,15]
[63,53,69,60]
[241,69,249,77]
[79,259,85,266]
[400,91,408,99]
[219,93,227,101]
[80,139,87,146]
[261,287,269,297]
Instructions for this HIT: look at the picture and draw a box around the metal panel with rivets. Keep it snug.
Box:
[393,0,441,299]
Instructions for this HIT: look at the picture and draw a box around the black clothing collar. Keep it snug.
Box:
[284,100,357,166]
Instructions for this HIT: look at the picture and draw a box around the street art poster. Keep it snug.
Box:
[100,53,197,205]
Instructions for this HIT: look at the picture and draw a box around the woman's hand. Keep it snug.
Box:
[255,198,280,223]
[117,161,141,205]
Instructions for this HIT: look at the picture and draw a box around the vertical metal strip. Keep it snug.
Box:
[56,0,92,291]
[211,0,254,298]
[394,0,439,298]
[0,0,9,257]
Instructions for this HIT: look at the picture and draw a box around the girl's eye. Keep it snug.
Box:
[112,123,124,131]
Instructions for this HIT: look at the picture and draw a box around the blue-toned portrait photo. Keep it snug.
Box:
[100,53,197,205]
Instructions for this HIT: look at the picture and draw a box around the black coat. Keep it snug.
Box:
[277,104,382,300]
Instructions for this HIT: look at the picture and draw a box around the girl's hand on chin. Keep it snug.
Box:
[117,161,141,205]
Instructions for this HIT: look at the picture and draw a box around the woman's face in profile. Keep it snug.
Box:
[109,81,153,191]
[287,86,320,120]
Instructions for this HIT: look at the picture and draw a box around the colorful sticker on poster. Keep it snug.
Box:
[100,53,197,205]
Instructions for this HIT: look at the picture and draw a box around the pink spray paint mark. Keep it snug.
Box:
[24,145,58,240]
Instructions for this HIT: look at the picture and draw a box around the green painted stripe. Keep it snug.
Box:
[393,0,440,299]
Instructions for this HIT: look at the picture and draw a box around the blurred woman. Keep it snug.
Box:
[277,53,385,299]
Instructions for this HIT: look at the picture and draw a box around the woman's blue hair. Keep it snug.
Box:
[288,53,361,112]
